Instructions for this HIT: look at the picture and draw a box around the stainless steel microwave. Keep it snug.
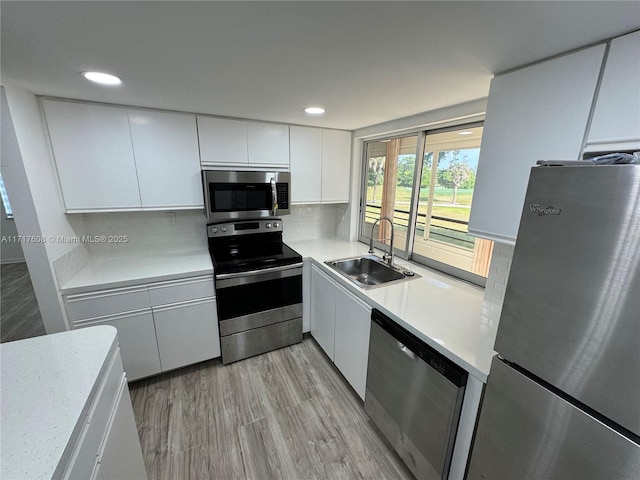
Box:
[202,170,291,221]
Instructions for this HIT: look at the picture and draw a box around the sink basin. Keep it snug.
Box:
[325,255,420,289]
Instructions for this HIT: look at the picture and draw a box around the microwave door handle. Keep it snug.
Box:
[270,177,277,215]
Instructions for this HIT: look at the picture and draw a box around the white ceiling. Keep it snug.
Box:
[2,1,639,130]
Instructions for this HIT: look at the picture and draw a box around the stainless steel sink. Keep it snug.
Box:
[325,255,420,289]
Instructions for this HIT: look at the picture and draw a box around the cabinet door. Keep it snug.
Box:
[310,264,337,360]
[247,122,290,167]
[129,109,203,209]
[153,297,220,371]
[98,379,148,480]
[586,31,640,152]
[42,100,141,212]
[75,310,161,381]
[468,44,605,244]
[290,126,322,203]
[321,129,351,203]
[334,287,372,400]
[197,116,248,166]
[302,260,311,333]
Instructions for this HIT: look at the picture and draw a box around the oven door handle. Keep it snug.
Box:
[216,262,303,288]
[271,177,277,216]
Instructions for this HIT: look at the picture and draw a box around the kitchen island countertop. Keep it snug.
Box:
[0,326,118,480]
[288,238,502,381]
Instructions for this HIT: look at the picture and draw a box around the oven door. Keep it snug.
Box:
[215,263,303,363]
[203,170,290,221]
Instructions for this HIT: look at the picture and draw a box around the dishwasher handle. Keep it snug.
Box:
[371,308,467,388]
[397,341,418,360]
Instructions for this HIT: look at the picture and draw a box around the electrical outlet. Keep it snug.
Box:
[167,212,176,225]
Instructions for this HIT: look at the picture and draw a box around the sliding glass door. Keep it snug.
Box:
[359,125,493,285]
[361,135,419,257]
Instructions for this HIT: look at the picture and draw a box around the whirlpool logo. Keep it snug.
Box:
[529,204,562,216]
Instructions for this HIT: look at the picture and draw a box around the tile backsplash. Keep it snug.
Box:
[52,243,90,287]
[281,204,346,242]
[483,242,515,306]
[81,211,208,259]
[53,205,345,285]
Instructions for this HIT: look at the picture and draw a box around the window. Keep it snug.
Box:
[359,124,493,285]
[0,174,13,218]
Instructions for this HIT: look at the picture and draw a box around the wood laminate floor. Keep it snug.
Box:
[129,337,415,480]
[1,262,46,343]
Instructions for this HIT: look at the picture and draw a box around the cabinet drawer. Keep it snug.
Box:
[147,275,214,306]
[64,348,124,480]
[66,286,150,322]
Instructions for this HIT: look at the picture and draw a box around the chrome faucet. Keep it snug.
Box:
[368,217,395,267]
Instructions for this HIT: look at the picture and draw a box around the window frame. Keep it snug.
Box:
[358,121,487,287]
[0,174,14,219]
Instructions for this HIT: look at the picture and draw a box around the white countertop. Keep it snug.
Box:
[57,239,500,380]
[1,326,118,480]
[288,239,502,381]
[60,250,213,294]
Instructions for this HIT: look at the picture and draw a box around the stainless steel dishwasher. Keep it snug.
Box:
[365,309,467,480]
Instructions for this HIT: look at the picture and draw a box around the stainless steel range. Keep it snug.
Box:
[207,218,303,364]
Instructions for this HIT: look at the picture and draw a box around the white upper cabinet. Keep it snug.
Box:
[129,109,203,209]
[247,121,290,168]
[586,31,640,152]
[44,99,203,213]
[468,44,606,244]
[43,99,142,212]
[321,129,351,203]
[289,126,351,204]
[198,117,289,169]
[290,126,322,202]
[197,116,249,166]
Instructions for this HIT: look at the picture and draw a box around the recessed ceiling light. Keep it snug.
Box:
[82,71,122,85]
[458,131,474,135]
[304,107,326,115]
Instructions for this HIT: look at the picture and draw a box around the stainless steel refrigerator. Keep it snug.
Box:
[468,163,640,479]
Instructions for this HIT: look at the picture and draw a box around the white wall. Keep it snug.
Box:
[2,84,86,333]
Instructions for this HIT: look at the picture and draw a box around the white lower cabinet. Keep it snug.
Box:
[310,263,372,400]
[75,310,162,381]
[310,264,338,360]
[334,289,371,400]
[66,274,220,381]
[95,380,148,480]
[302,260,311,333]
[153,298,220,371]
[64,347,147,480]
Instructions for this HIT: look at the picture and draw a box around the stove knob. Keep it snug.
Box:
[221,226,227,232]
[273,222,280,228]
[265,223,272,228]
[211,227,218,234]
